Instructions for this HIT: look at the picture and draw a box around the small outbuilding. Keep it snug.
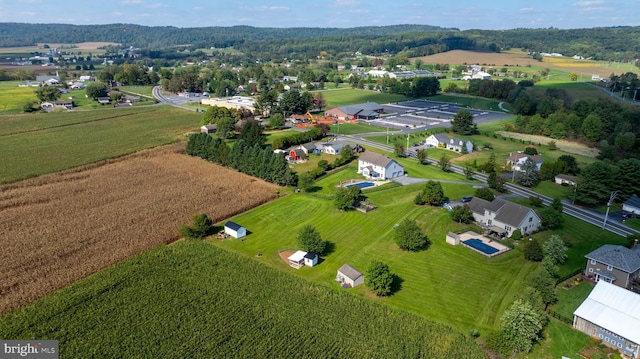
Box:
[200,124,217,134]
[288,250,308,269]
[336,264,364,288]
[304,252,318,267]
[224,221,246,239]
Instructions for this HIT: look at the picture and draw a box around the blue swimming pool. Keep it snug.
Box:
[463,238,499,255]
[346,181,375,189]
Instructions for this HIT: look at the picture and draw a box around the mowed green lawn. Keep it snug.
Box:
[215,179,536,334]
[316,88,409,108]
[0,105,201,183]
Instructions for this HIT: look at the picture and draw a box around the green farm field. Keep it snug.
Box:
[0,83,38,114]
[0,240,486,359]
[0,105,201,183]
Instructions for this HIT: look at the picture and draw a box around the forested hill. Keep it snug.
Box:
[0,23,456,48]
[1,23,639,62]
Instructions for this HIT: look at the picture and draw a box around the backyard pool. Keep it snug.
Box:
[346,181,375,189]
[462,238,499,255]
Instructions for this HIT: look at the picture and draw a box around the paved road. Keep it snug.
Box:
[152,86,202,112]
[339,134,638,237]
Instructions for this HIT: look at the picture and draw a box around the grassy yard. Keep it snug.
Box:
[430,93,505,111]
[316,88,409,108]
[552,280,595,319]
[329,122,392,135]
[118,85,156,98]
[215,177,536,334]
[0,105,201,183]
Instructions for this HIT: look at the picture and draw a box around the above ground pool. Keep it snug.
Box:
[346,181,375,189]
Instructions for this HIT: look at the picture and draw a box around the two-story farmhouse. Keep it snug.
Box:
[425,133,473,153]
[467,197,541,237]
[506,152,544,172]
[584,243,640,288]
[357,152,404,180]
[573,281,640,359]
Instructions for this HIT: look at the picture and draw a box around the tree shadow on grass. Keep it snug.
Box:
[304,186,323,193]
[322,241,336,257]
[390,274,404,296]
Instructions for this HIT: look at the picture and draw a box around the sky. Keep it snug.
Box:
[1,0,639,30]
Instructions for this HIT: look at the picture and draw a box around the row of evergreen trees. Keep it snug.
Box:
[186,132,297,186]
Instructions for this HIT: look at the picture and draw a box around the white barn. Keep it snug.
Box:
[224,221,247,239]
[336,264,364,288]
[573,281,640,358]
[357,152,404,180]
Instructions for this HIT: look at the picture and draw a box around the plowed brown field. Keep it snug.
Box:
[0,145,279,314]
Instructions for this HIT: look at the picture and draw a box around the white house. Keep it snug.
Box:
[623,195,640,215]
[323,141,346,155]
[425,133,473,153]
[555,174,577,186]
[467,197,541,237]
[336,264,364,288]
[573,281,640,359]
[357,152,404,180]
[224,221,247,239]
[506,152,544,172]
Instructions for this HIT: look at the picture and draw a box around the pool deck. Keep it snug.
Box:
[456,231,511,257]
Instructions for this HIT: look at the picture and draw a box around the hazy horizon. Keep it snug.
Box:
[1,0,639,31]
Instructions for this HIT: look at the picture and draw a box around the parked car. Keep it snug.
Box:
[461,196,473,203]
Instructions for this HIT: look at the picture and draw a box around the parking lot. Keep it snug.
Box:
[365,99,511,130]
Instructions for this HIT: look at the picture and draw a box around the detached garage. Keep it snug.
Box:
[224,221,247,239]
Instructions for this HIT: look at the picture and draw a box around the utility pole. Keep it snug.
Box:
[602,190,619,229]
[572,183,577,205]
[406,133,409,156]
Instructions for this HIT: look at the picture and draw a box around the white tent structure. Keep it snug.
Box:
[573,281,640,358]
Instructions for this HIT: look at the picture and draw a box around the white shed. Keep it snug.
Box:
[224,221,246,239]
[336,264,364,288]
[304,252,318,267]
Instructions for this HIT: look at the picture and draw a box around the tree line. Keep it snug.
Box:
[186,132,296,186]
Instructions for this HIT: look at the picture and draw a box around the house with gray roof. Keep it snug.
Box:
[584,243,640,288]
[357,152,404,180]
[623,195,640,215]
[506,152,544,172]
[467,197,541,237]
[425,133,473,153]
[336,264,364,288]
[324,102,383,121]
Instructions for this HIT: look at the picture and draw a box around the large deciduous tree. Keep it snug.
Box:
[415,180,446,206]
[515,157,539,187]
[365,260,394,296]
[393,219,429,251]
[297,224,326,254]
[499,299,544,353]
[451,109,478,135]
[34,85,61,102]
[85,82,108,100]
[543,235,568,265]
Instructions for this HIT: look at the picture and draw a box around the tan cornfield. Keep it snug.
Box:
[0,145,279,314]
